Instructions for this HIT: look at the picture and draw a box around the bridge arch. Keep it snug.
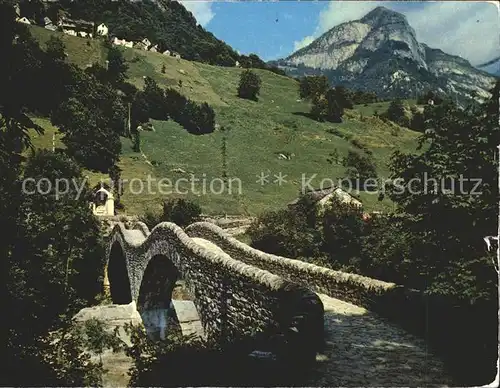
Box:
[108,241,132,304]
[137,254,181,340]
[106,221,324,360]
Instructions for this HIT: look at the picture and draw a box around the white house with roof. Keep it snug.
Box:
[16,17,31,25]
[113,37,133,48]
[97,23,108,36]
[43,17,57,31]
[91,186,115,216]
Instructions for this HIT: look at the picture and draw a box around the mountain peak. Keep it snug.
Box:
[360,6,408,26]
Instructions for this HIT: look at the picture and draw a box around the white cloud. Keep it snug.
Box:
[293,1,499,65]
[404,1,499,66]
[178,1,215,27]
[293,35,315,51]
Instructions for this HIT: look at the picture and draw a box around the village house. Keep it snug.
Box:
[78,31,93,38]
[90,186,115,217]
[288,185,363,213]
[134,37,151,50]
[235,60,240,68]
[58,17,94,37]
[96,23,108,36]
[112,37,134,48]
[16,17,31,25]
[162,49,171,56]
[172,52,181,59]
[149,44,159,53]
[43,16,57,31]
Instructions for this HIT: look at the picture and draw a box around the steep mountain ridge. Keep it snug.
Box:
[274,6,497,103]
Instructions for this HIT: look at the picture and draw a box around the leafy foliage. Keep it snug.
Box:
[4,149,106,385]
[250,81,500,385]
[139,198,202,229]
[299,77,352,122]
[138,77,216,134]
[237,69,262,101]
[52,87,124,172]
[351,89,378,104]
[383,98,409,127]
[299,75,329,100]
[106,45,128,85]
[161,198,202,227]
[342,149,378,185]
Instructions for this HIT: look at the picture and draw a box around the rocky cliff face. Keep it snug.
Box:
[274,6,497,103]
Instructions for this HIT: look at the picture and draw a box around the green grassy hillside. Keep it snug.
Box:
[29,27,421,216]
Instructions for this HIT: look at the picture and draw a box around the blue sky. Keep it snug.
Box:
[179,0,499,66]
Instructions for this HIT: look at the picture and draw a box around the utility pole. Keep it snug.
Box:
[127,102,131,137]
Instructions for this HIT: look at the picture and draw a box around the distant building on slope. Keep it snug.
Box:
[58,17,94,37]
[113,37,134,48]
[96,23,109,36]
[43,17,57,31]
[16,17,31,25]
[288,185,363,212]
[134,37,151,50]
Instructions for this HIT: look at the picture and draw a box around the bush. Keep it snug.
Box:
[143,77,168,120]
[125,323,310,386]
[162,198,202,227]
[342,150,377,185]
[139,210,163,230]
[320,197,366,270]
[248,196,321,258]
[237,70,261,101]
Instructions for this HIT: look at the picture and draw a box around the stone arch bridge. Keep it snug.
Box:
[105,221,451,386]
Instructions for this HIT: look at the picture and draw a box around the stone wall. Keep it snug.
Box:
[107,222,324,360]
[185,222,405,314]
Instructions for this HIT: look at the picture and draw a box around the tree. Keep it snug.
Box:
[332,86,353,109]
[385,98,407,126]
[107,46,128,85]
[0,5,111,384]
[143,76,168,120]
[133,127,141,152]
[46,35,66,62]
[164,88,187,121]
[131,90,150,131]
[325,88,345,122]
[343,150,377,185]
[310,94,328,120]
[299,76,329,100]
[382,83,499,383]
[247,207,321,259]
[5,150,106,385]
[237,69,261,101]
[320,197,365,270]
[409,105,425,132]
[161,198,202,227]
[191,102,215,134]
[52,94,123,172]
